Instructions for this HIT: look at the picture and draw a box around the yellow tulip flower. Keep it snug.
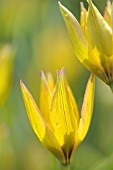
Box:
[20,68,94,166]
[0,45,14,106]
[59,0,113,91]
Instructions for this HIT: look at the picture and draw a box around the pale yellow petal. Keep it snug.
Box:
[66,81,79,123]
[20,81,66,164]
[58,2,88,62]
[87,0,112,57]
[46,72,54,91]
[50,69,77,154]
[20,80,47,141]
[78,74,95,141]
[66,81,80,158]
[111,2,113,36]
[80,2,87,34]
[39,71,53,126]
[104,0,112,27]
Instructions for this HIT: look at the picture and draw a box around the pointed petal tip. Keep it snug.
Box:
[56,69,61,75]
[46,71,52,78]
[58,0,61,5]
[56,70,62,81]
[20,80,28,93]
[80,2,84,9]
[20,80,25,88]
[87,0,92,4]
[40,71,46,81]
[58,1,67,13]
[20,80,23,89]
[20,81,33,99]
[90,73,95,81]
[56,67,65,77]
[20,79,22,84]
[40,70,44,77]
[61,67,65,75]
[107,0,111,5]
[87,74,95,91]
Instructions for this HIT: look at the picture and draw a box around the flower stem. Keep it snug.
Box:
[60,164,71,170]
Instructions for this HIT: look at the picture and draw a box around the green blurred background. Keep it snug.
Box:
[0,0,113,170]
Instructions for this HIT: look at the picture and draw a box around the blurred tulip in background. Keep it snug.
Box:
[0,45,14,106]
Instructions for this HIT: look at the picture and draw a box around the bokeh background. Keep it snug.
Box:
[0,0,113,170]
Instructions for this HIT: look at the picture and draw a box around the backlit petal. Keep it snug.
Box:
[104,0,112,27]
[111,2,113,35]
[87,0,112,56]
[66,81,79,123]
[58,2,88,62]
[80,2,87,34]
[20,81,65,164]
[50,69,77,155]
[78,74,95,141]
[39,71,53,126]
[46,72,55,92]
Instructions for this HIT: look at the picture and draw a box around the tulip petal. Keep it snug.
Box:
[111,2,113,35]
[87,0,112,57]
[39,71,53,127]
[87,47,110,84]
[50,69,78,156]
[66,82,79,123]
[58,2,88,62]
[80,2,87,34]
[78,74,95,141]
[46,72,55,91]
[66,83,80,156]
[20,81,66,164]
[104,0,112,27]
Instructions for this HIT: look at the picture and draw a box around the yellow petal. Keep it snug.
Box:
[87,0,112,57]
[58,2,88,62]
[87,47,110,84]
[20,81,66,164]
[46,72,54,92]
[78,74,95,141]
[111,2,113,35]
[39,71,53,126]
[80,2,87,34]
[65,81,80,157]
[50,69,78,158]
[20,80,47,141]
[104,0,112,27]
[0,45,14,106]
[66,81,79,124]
[58,1,107,82]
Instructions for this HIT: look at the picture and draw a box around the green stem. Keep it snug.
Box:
[60,164,71,170]
[109,82,113,92]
